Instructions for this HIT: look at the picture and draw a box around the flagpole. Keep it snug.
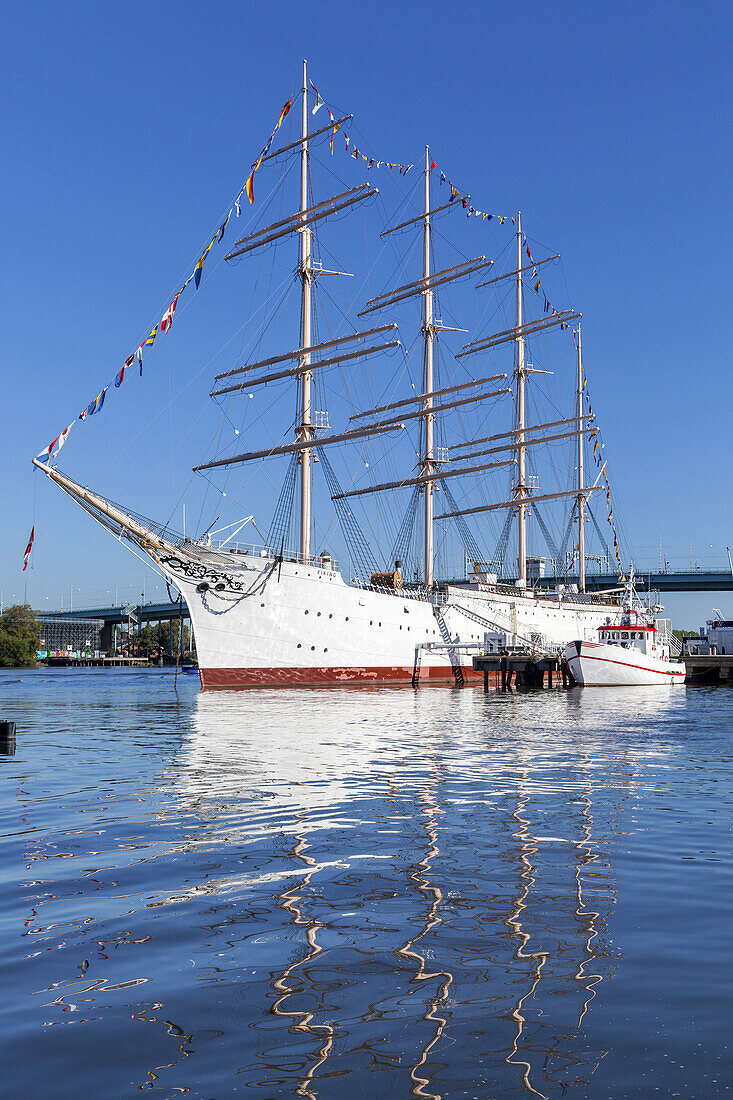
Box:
[298,59,313,562]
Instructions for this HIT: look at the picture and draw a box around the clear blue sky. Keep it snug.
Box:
[1,0,730,627]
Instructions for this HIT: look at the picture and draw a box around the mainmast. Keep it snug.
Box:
[422,145,435,588]
[515,212,527,587]
[576,323,585,592]
[298,59,314,560]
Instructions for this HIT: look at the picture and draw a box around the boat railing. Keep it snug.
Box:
[439,597,561,656]
[202,539,339,571]
[655,617,682,656]
[358,582,432,602]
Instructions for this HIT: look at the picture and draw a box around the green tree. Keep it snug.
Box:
[159,620,192,657]
[132,624,162,657]
[0,604,41,668]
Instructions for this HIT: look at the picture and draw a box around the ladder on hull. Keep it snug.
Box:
[432,606,465,686]
[441,600,559,657]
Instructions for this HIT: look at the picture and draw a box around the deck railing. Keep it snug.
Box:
[200,539,339,571]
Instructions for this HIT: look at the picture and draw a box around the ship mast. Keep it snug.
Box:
[422,145,435,588]
[515,212,527,587]
[576,323,585,592]
[298,59,314,561]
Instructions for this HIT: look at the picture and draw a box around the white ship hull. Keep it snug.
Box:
[565,641,686,686]
[159,548,620,689]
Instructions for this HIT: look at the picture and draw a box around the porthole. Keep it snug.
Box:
[317,611,321,616]
[311,645,316,650]
[260,602,265,607]
[304,610,309,615]
[370,620,373,625]
[345,616,349,621]
[297,643,302,648]
[329,613,333,618]
[324,648,328,652]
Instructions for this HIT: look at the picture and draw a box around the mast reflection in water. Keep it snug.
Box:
[168,686,660,1096]
[4,670,732,1098]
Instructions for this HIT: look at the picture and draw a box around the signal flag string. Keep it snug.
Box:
[34,91,295,465]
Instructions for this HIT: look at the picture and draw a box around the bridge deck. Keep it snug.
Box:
[536,570,733,593]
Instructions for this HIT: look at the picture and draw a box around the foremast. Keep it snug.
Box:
[422,146,435,589]
[576,323,585,592]
[515,212,527,588]
[298,59,314,561]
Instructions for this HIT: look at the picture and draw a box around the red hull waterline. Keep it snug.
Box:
[199,665,496,689]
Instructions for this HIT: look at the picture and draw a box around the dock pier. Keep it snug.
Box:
[681,655,733,684]
[474,651,733,689]
[473,653,572,690]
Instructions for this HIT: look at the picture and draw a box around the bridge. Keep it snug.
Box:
[535,569,733,593]
[44,600,188,625]
[41,600,189,655]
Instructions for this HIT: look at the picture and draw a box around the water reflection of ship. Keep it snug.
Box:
[167,689,675,1096]
[500,757,617,1098]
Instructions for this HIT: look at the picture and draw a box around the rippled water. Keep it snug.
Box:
[1,670,733,1098]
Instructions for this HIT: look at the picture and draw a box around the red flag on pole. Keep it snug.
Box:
[23,526,34,572]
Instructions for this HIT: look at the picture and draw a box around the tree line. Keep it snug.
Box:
[0,605,41,668]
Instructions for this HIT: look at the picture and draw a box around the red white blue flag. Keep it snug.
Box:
[22,526,34,572]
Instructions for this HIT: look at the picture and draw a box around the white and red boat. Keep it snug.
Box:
[565,607,685,687]
[32,63,644,688]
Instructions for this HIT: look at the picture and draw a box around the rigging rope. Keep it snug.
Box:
[390,486,421,580]
[586,503,611,569]
[558,503,577,576]
[318,450,378,583]
[438,480,490,570]
[493,510,514,579]
[266,454,299,553]
[531,500,559,566]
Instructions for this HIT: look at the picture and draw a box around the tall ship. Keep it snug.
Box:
[33,63,635,688]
